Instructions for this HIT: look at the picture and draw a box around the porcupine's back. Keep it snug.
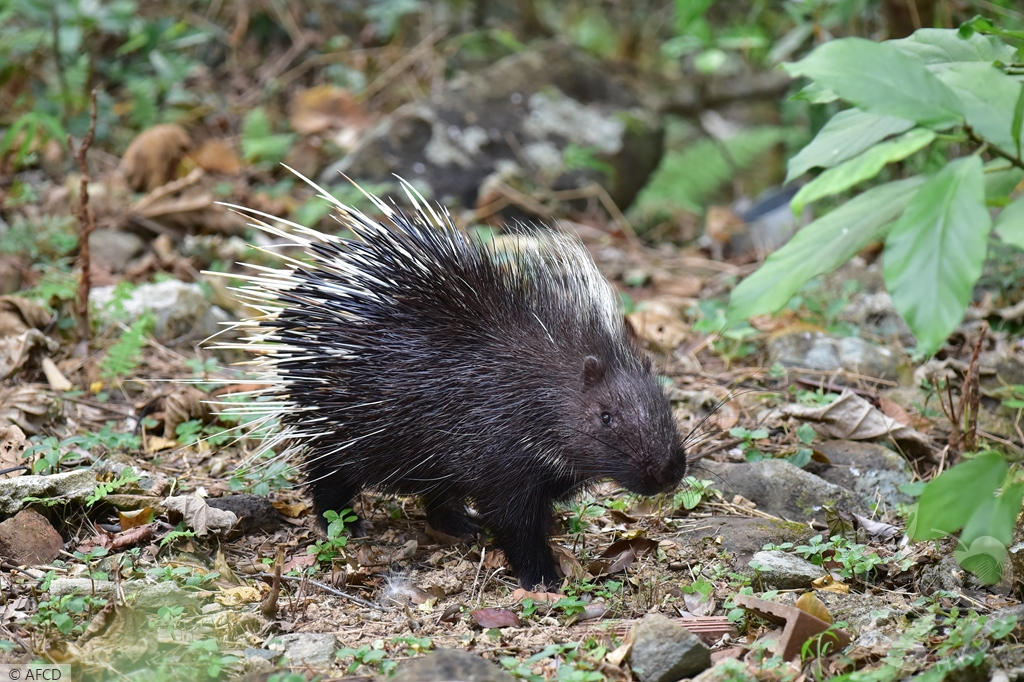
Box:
[219,173,646,508]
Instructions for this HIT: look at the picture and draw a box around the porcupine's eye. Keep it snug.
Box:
[601,412,612,426]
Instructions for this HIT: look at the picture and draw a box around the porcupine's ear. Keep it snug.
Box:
[582,355,605,391]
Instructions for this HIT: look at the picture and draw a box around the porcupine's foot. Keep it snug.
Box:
[424,496,481,542]
[484,499,562,591]
[309,478,366,536]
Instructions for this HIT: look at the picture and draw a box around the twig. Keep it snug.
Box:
[260,546,283,618]
[255,571,384,610]
[70,89,99,344]
[965,125,1024,170]
[960,324,986,452]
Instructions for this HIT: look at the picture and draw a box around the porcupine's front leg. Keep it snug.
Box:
[481,495,561,591]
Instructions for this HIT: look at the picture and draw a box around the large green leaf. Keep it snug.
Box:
[727,177,923,322]
[786,109,914,182]
[995,194,1024,251]
[882,156,990,356]
[959,481,1024,547]
[888,28,1017,65]
[784,37,963,127]
[907,451,1006,540]
[790,128,935,214]
[936,63,1023,153]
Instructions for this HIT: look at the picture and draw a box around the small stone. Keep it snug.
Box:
[267,632,337,667]
[749,550,823,589]
[629,613,711,682]
[0,509,63,564]
[390,649,515,682]
[88,229,145,273]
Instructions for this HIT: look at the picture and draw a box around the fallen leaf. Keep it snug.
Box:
[470,607,521,628]
[191,139,242,174]
[119,123,192,192]
[589,536,658,576]
[162,494,237,536]
[795,592,832,623]
[119,507,154,530]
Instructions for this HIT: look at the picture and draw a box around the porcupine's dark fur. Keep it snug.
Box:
[216,169,687,590]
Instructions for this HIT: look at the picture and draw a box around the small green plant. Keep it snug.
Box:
[86,468,139,506]
[185,638,238,679]
[310,508,358,565]
[787,422,817,468]
[766,534,885,580]
[673,476,718,510]
[730,426,770,462]
[159,524,197,549]
[335,642,389,675]
[99,312,154,382]
[566,499,604,535]
[32,592,107,637]
[691,299,758,365]
[241,107,295,165]
[71,546,109,580]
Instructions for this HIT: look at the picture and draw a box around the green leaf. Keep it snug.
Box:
[790,128,935,213]
[995,194,1024,251]
[784,37,962,127]
[786,109,914,182]
[882,156,990,356]
[959,481,1024,546]
[887,28,1017,65]
[936,63,1023,153]
[1013,86,1024,160]
[727,177,923,322]
[907,452,1006,540]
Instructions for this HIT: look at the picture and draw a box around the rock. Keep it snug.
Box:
[267,632,337,667]
[389,648,514,682]
[327,42,663,215]
[749,551,823,589]
[672,516,814,567]
[90,280,230,344]
[207,494,284,534]
[629,614,711,682]
[48,578,196,608]
[0,469,97,516]
[0,509,63,564]
[88,229,145,273]
[767,331,901,380]
[807,440,914,510]
[699,459,867,522]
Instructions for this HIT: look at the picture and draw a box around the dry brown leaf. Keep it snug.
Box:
[289,84,371,140]
[795,592,832,623]
[811,574,850,593]
[0,295,52,334]
[589,536,658,576]
[191,139,242,174]
[272,500,309,518]
[627,310,687,351]
[0,384,54,434]
[119,507,154,530]
[470,607,521,628]
[511,587,563,602]
[120,123,192,192]
[162,494,237,536]
[780,390,931,453]
[0,423,27,472]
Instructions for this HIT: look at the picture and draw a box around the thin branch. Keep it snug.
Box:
[965,125,1024,171]
[69,88,99,344]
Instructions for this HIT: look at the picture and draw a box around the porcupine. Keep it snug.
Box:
[215,169,687,590]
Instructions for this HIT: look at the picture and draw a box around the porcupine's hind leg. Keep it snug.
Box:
[423,493,481,541]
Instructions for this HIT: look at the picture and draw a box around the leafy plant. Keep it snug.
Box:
[673,476,718,510]
[907,451,1023,585]
[728,26,1024,357]
[86,468,139,506]
[310,508,358,565]
[99,312,154,381]
[691,299,759,365]
[730,426,770,462]
[766,534,886,580]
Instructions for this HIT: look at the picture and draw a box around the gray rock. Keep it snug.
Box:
[699,459,867,522]
[672,516,814,568]
[0,469,96,516]
[807,440,914,510]
[628,613,711,682]
[90,280,230,344]
[749,550,822,589]
[389,648,515,682]
[88,229,145,272]
[326,42,663,214]
[267,632,337,667]
[767,331,901,380]
[48,578,195,608]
